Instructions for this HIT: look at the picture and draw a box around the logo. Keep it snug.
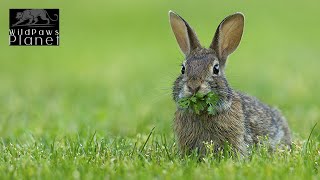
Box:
[9,9,59,46]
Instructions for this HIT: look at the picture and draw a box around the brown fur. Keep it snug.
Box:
[174,92,246,155]
[169,11,292,156]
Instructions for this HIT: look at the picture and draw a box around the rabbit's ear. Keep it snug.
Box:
[169,11,201,57]
[210,13,244,63]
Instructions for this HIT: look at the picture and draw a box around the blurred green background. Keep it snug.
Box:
[0,0,319,139]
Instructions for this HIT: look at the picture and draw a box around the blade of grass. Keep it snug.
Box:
[139,126,155,153]
[303,122,318,155]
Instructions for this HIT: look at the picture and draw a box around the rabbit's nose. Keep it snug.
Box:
[187,85,201,94]
[187,77,202,94]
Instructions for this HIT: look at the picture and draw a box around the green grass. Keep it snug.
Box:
[0,0,320,179]
[0,130,319,179]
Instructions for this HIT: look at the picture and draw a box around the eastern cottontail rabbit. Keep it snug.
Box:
[169,11,292,156]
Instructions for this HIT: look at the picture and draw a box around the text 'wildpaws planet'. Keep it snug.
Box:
[9,9,60,46]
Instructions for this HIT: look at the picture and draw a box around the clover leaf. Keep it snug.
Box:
[177,92,219,115]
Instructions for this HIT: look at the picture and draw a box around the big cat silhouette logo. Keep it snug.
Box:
[9,9,60,46]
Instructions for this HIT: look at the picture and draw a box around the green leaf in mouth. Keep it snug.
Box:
[177,92,219,115]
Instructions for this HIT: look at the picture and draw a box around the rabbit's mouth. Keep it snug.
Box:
[176,91,220,115]
[178,82,212,99]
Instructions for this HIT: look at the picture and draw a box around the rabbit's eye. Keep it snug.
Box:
[213,64,219,75]
[181,65,185,74]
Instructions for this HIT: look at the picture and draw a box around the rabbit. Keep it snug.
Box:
[169,11,292,156]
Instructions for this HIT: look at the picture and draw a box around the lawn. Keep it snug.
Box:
[0,0,320,179]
